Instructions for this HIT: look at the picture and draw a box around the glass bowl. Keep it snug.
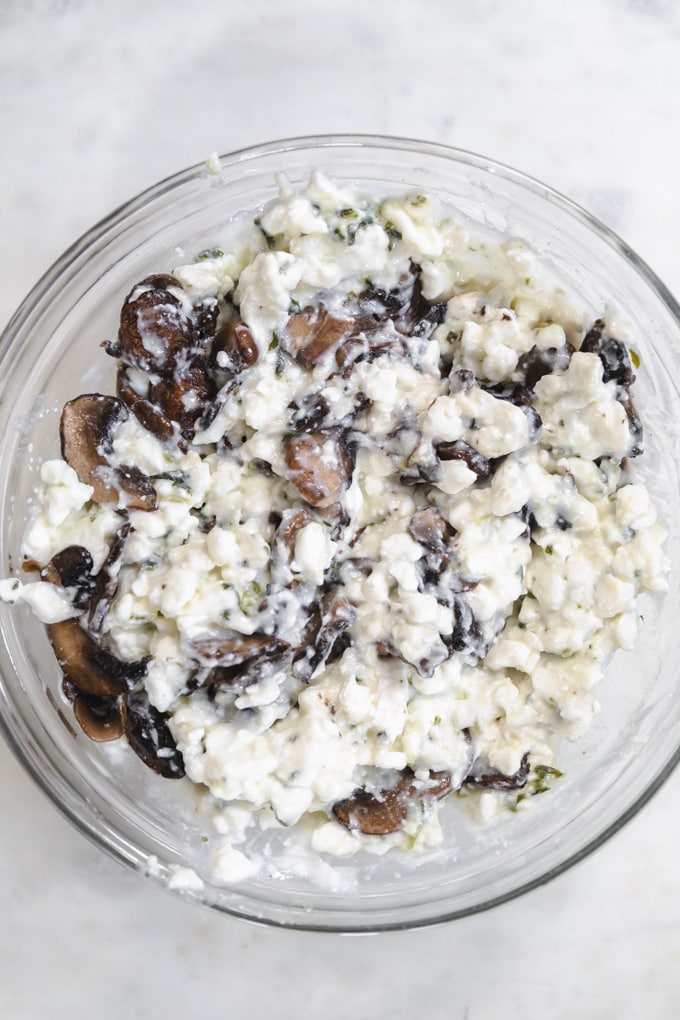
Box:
[1,135,679,933]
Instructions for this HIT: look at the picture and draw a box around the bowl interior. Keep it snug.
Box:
[1,137,679,931]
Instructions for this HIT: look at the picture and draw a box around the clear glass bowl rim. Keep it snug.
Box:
[1,132,679,933]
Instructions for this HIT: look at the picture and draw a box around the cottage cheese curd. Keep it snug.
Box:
[3,173,668,879]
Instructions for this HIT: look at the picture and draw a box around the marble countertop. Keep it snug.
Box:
[1,1,679,1016]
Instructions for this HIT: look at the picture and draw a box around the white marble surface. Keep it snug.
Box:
[1,0,680,1016]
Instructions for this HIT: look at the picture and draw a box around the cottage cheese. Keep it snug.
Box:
[2,173,668,881]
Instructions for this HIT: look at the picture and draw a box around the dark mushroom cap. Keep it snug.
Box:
[294,587,355,680]
[518,343,575,390]
[118,279,193,374]
[73,692,126,741]
[191,632,289,668]
[47,618,148,697]
[125,690,185,779]
[435,439,490,478]
[283,306,354,367]
[211,320,259,373]
[332,767,452,835]
[88,520,130,636]
[60,394,157,511]
[117,367,183,448]
[41,545,94,612]
[149,360,213,437]
[464,752,530,791]
[282,428,354,508]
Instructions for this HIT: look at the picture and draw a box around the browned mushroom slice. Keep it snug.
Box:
[135,273,183,292]
[334,332,397,375]
[117,367,183,448]
[193,295,219,342]
[73,692,126,742]
[191,632,289,667]
[41,545,94,612]
[295,587,356,680]
[282,428,353,508]
[332,767,452,835]
[464,752,530,791]
[283,306,354,367]
[210,319,259,373]
[88,520,130,636]
[580,319,642,456]
[288,393,330,432]
[408,506,455,554]
[47,618,148,697]
[436,439,490,478]
[191,647,294,697]
[198,378,238,432]
[149,360,213,436]
[359,264,420,325]
[118,279,194,374]
[375,637,448,679]
[274,506,315,564]
[60,394,157,511]
[125,690,185,779]
[444,595,488,660]
[580,319,633,385]
[518,343,575,390]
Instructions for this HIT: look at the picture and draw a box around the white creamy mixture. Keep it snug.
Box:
[3,173,668,879]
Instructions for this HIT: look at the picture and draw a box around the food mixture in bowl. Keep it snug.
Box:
[0,172,668,881]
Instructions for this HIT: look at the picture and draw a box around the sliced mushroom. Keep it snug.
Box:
[41,545,94,612]
[211,319,259,373]
[408,505,456,584]
[282,428,354,508]
[444,595,488,660]
[192,295,219,342]
[47,617,148,697]
[335,332,399,375]
[408,300,447,339]
[88,520,130,636]
[359,264,421,327]
[332,767,452,835]
[288,393,330,432]
[190,648,293,697]
[580,319,642,456]
[464,752,530,791]
[198,378,238,432]
[149,360,213,437]
[118,277,194,374]
[60,394,157,511]
[518,342,574,389]
[408,506,455,554]
[274,506,315,565]
[294,587,356,680]
[125,690,185,779]
[117,367,183,448]
[435,439,490,478]
[283,306,354,367]
[580,319,634,386]
[190,632,289,667]
[375,636,449,679]
[73,692,125,741]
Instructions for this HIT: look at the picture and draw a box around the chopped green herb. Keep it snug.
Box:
[238,581,263,616]
[630,348,641,369]
[196,247,224,261]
